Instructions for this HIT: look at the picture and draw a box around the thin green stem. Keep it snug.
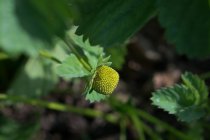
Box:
[130,114,145,140]
[136,109,191,140]
[63,36,92,72]
[141,122,162,140]
[108,98,191,140]
[120,117,127,140]
[0,93,191,140]
[0,93,118,124]
[39,50,62,64]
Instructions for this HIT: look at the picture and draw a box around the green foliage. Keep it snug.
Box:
[73,0,156,47]
[0,0,73,56]
[56,27,112,102]
[105,44,127,70]
[0,116,40,140]
[56,54,91,78]
[156,0,210,58]
[151,72,209,122]
[67,27,104,69]
[8,57,58,98]
[181,72,209,103]
[85,90,107,103]
[1,0,210,139]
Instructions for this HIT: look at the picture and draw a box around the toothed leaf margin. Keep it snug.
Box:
[151,72,208,122]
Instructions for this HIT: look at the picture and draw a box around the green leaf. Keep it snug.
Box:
[0,116,40,140]
[73,0,156,47]
[85,90,108,103]
[177,106,205,122]
[58,27,113,102]
[156,0,210,58]
[48,40,69,62]
[151,72,209,122]
[105,44,127,70]
[8,57,58,98]
[56,54,91,78]
[0,0,72,56]
[182,72,209,103]
[68,27,104,69]
[152,85,195,114]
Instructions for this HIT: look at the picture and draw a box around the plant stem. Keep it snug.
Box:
[120,117,127,140]
[63,36,92,72]
[0,93,191,140]
[136,109,191,140]
[0,93,117,124]
[141,122,161,140]
[39,50,62,64]
[130,114,145,140]
[108,98,191,140]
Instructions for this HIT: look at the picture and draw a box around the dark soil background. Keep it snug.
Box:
[1,18,210,140]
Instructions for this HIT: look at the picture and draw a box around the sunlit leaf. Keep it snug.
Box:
[0,0,73,56]
[56,54,91,78]
[68,27,104,69]
[8,57,58,98]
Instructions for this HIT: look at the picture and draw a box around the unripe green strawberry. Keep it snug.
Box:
[92,66,119,95]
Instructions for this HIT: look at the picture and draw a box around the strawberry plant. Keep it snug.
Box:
[0,0,210,139]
